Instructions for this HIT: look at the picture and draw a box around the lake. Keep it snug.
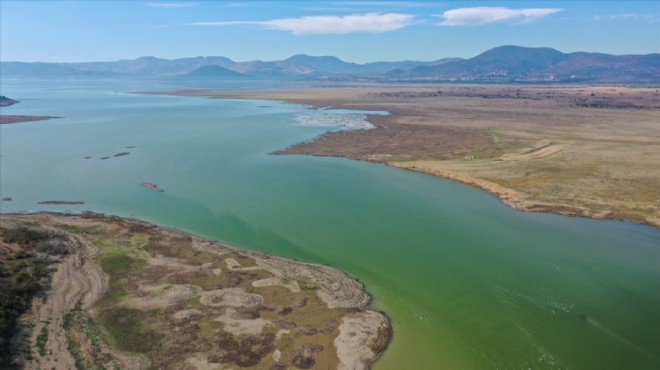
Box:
[1,80,659,369]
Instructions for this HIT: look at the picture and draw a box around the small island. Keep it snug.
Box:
[0,212,390,369]
[141,182,164,192]
[37,200,85,205]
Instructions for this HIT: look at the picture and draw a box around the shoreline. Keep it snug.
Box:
[0,115,61,124]
[0,211,391,369]
[151,87,660,229]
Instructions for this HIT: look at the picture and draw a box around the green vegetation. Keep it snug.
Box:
[99,307,160,353]
[188,296,202,307]
[63,301,119,370]
[92,232,160,355]
[130,234,149,249]
[0,224,70,368]
[55,224,108,236]
[99,254,145,304]
[36,326,48,356]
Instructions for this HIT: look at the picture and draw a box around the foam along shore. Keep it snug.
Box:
[295,110,377,130]
[0,212,390,369]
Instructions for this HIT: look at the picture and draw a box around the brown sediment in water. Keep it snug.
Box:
[151,86,660,228]
[0,212,390,369]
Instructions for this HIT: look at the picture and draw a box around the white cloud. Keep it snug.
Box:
[439,7,561,26]
[147,2,196,8]
[188,13,415,35]
[265,13,415,35]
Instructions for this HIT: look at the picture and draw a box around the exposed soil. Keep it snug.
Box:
[0,212,390,369]
[160,85,660,227]
[26,231,106,370]
[274,115,496,162]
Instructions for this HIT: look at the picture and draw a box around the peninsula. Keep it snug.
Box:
[0,96,60,124]
[0,212,390,369]
[161,85,660,227]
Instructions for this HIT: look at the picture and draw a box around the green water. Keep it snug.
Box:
[1,82,659,369]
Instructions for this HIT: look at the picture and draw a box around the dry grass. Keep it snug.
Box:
[3,212,389,369]
[165,85,660,227]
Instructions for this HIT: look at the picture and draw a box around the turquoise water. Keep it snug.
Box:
[1,82,659,369]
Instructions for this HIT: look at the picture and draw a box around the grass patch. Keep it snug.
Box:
[36,326,48,356]
[130,234,149,249]
[188,296,202,308]
[99,308,160,353]
[55,224,107,236]
[64,302,119,370]
[99,255,145,304]
[389,154,413,162]
[100,255,145,277]
[196,316,216,339]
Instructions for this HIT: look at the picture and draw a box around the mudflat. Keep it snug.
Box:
[0,115,60,124]
[163,85,660,227]
[0,212,389,369]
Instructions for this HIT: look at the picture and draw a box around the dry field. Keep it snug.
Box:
[168,85,660,227]
[0,213,389,369]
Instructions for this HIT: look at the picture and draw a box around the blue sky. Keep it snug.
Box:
[1,1,658,63]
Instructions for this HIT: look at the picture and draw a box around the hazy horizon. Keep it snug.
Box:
[3,44,660,65]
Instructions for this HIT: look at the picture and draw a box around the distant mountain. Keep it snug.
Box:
[2,46,658,83]
[387,45,660,83]
[279,54,462,76]
[178,65,247,79]
[284,54,363,75]
[366,58,463,75]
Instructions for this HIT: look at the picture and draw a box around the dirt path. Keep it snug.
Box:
[7,212,390,369]
[28,234,106,370]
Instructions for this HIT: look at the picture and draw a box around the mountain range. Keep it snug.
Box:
[2,46,658,83]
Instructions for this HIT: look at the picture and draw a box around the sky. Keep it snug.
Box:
[1,1,659,63]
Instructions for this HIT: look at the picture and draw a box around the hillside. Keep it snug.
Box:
[179,65,247,79]
[388,46,660,83]
[2,46,658,83]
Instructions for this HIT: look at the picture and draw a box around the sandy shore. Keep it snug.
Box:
[153,86,660,228]
[1,212,390,369]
